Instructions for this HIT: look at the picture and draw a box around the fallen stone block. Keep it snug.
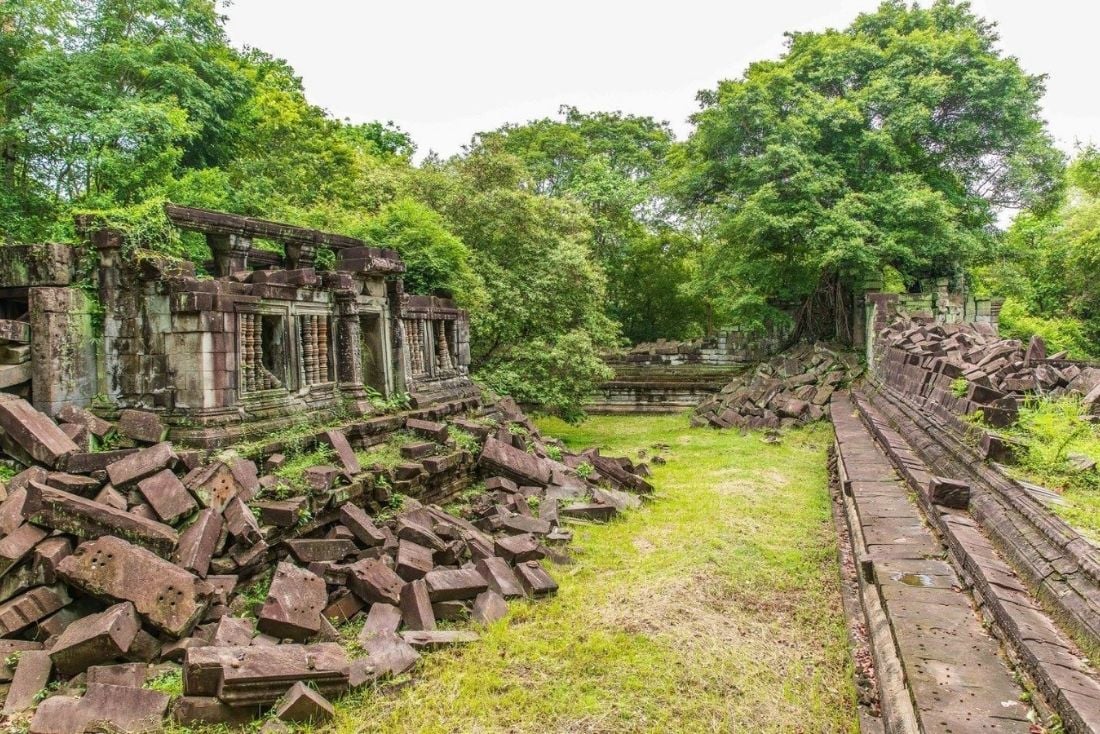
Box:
[3,649,52,713]
[274,680,335,723]
[321,430,360,475]
[471,590,509,625]
[0,585,70,636]
[183,643,349,707]
[0,486,28,535]
[431,600,468,621]
[395,539,434,581]
[359,630,418,677]
[493,533,544,564]
[116,409,167,444]
[396,516,447,552]
[174,508,223,578]
[359,602,402,644]
[58,536,211,636]
[303,465,340,494]
[0,522,47,576]
[66,449,138,475]
[56,405,112,439]
[211,615,254,647]
[346,558,405,605]
[0,397,79,469]
[322,589,364,623]
[137,469,197,524]
[256,562,326,642]
[254,498,306,528]
[515,560,558,597]
[499,514,551,536]
[928,476,970,509]
[406,418,449,443]
[45,472,100,495]
[400,442,435,460]
[25,481,178,557]
[49,601,139,676]
[223,496,262,546]
[475,557,526,599]
[184,462,241,512]
[560,503,618,522]
[105,442,178,490]
[479,437,552,486]
[0,639,43,682]
[338,503,385,546]
[284,539,357,564]
[399,579,436,631]
[0,319,30,343]
[85,662,152,688]
[94,484,127,511]
[423,568,488,602]
[32,535,72,583]
[172,696,257,727]
[401,629,479,649]
[30,682,170,734]
[592,486,642,512]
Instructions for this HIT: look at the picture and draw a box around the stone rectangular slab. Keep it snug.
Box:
[0,584,70,636]
[423,568,488,602]
[174,508,223,578]
[183,643,349,707]
[399,579,436,631]
[475,557,526,599]
[105,442,178,489]
[49,601,139,675]
[137,469,197,524]
[0,396,78,468]
[256,562,326,642]
[3,649,52,713]
[346,558,405,605]
[24,480,178,557]
[339,503,385,546]
[58,536,211,636]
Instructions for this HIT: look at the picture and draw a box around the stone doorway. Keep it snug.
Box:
[359,313,387,394]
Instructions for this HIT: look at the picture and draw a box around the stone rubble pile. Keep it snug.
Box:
[0,394,652,732]
[692,343,862,429]
[874,320,1100,428]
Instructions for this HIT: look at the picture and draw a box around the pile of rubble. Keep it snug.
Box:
[0,394,652,731]
[874,320,1100,428]
[692,343,862,429]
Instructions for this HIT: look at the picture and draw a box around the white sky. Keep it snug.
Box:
[224,0,1100,161]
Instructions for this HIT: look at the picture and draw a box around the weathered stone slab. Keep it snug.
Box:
[116,409,167,444]
[499,514,552,536]
[174,508,223,578]
[254,498,306,528]
[400,441,435,460]
[24,481,178,557]
[49,601,139,675]
[395,539,434,581]
[346,557,406,605]
[560,503,617,522]
[358,602,402,644]
[0,486,28,535]
[256,562,325,641]
[322,589,364,623]
[183,462,240,512]
[58,536,211,636]
[0,522,47,576]
[56,404,112,438]
[359,631,418,677]
[472,590,509,625]
[475,557,526,599]
[479,437,552,486]
[0,585,69,636]
[211,615,254,647]
[223,496,262,546]
[284,539,357,564]
[85,662,153,688]
[183,643,349,707]
[30,686,167,733]
[32,535,72,583]
[399,579,436,631]
[423,568,488,602]
[46,472,100,495]
[303,465,340,493]
[494,533,544,564]
[322,429,360,475]
[401,629,479,649]
[406,418,448,443]
[105,442,178,490]
[591,486,642,512]
[0,319,30,343]
[172,696,257,727]
[0,639,43,681]
[514,560,558,597]
[3,649,52,713]
[66,449,139,475]
[274,680,334,723]
[395,516,446,551]
[137,469,197,524]
[338,503,385,546]
[0,396,79,468]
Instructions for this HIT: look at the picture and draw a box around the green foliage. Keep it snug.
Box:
[996,298,1097,359]
[951,378,969,398]
[145,669,183,697]
[575,461,594,479]
[678,0,1063,336]
[1004,397,1100,487]
[449,427,481,454]
[365,387,411,414]
[273,446,335,493]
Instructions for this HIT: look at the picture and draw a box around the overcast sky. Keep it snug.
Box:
[223,0,1099,161]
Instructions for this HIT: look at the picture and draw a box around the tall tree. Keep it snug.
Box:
[679,0,1062,341]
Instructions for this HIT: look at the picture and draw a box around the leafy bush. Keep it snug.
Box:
[1004,397,1100,492]
[997,297,1097,360]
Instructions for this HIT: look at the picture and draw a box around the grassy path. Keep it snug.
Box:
[332,414,856,733]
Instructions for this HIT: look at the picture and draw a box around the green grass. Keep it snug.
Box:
[328,413,856,733]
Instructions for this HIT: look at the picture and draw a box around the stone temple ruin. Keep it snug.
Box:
[0,205,655,731]
[0,204,476,446]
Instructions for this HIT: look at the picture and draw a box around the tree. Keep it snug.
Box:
[410,148,619,419]
[679,0,1063,341]
[474,108,704,342]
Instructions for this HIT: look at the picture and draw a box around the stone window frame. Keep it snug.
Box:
[292,304,336,390]
[236,303,295,396]
[356,294,395,397]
